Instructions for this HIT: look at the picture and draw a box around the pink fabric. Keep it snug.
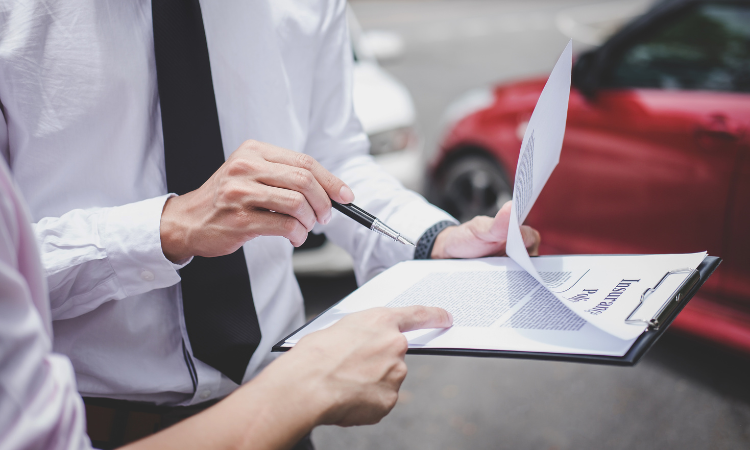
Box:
[0,161,91,450]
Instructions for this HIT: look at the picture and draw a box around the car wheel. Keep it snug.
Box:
[434,153,512,223]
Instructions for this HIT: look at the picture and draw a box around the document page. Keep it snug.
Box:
[495,41,706,339]
[279,253,705,356]
[528,253,705,340]
[505,40,572,287]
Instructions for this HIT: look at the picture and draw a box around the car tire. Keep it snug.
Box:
[433,152,512,223]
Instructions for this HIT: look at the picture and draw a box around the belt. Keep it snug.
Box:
[83,397,219,449]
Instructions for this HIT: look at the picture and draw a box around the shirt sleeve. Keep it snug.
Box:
[31,195,189,320]
[0,162,92,450]
[303,0,457,285]
[0,96,186,322]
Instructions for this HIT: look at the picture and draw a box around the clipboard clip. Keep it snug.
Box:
[625,268,700,330]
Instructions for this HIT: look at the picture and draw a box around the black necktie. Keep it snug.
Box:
[152,0,262,385]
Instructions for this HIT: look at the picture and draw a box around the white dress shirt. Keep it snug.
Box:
[0,0,455,406]
[0,160,91,450]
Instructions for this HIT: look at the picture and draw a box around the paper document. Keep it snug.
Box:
[506,40,570,288]
[280,253,705,356]
[275,41,712,360]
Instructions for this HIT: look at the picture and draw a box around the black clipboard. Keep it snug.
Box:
[273,256,721,367]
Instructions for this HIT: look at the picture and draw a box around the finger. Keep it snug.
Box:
[248,209,309,246]
[391,306,453,332]
[260,147,355,203]
[249,185,318,231]
[488,201,512,240]
[256,163,333,225]
[521,225,541,256]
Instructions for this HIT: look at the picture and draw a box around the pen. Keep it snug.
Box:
[330,200,416,247]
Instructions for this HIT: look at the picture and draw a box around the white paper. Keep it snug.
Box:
[528,252,706,340]
[506,40,573,287]
[281,253,705,356]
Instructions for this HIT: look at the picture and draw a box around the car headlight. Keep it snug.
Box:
[368,126,418,155]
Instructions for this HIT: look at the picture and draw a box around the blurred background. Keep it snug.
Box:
[294,1,750,448]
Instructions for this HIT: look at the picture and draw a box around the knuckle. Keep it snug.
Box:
[371,308,394,327]
[325,172,341,189]
[391,334,409,354]
[393,360,408,379]
[227,158,250,176]
[226,157,256,177]
[287,191,306,213]
[277,216,293,235]
[290,228,307,247]
[217,180,245,202]
[282,217,300,235]
[241,139,260,152]
[293,169,314,190]
[295,153,315,170]
[384,391,399,410]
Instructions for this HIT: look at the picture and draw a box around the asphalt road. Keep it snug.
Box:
[298,1,750,449]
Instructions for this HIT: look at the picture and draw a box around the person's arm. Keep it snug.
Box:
[0,101,188,320]
[0,162,91,450]
[2,154,451,450]
[302,1,540,285]
[301,0,456,284]
[31,195,189,320]
[34,138,360,320]
[0,112,353,321]
[123,305,451,450]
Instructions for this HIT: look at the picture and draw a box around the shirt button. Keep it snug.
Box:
[200,390,211,400]
[140,270,155,281]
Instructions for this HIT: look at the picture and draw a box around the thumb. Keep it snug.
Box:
[488,201,512,241]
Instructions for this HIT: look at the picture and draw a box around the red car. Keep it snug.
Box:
[429,0,750,353]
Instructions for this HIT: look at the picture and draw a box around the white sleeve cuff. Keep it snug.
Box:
[100,194,185,297]
[383,197,459,250]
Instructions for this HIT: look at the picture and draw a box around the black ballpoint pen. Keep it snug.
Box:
[330,200,416,247]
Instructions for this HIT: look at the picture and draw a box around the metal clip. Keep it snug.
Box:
[625,268,700,330]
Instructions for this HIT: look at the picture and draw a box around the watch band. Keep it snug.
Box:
[414,220,457,260]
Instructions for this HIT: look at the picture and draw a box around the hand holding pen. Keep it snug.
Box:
[160,141,412,263]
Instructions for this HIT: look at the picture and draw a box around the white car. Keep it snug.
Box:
[292,8,421,276]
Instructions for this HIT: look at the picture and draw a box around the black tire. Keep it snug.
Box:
[432,153,512,223]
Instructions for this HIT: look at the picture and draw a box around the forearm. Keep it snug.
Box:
[302,1,455,280]
[316,155,456,282]
[0,180,91,450]
[125,305,454,450]
[124,351,326,450]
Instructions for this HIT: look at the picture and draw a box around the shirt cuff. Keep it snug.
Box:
[414,220,456,260]
[100,194,185,297]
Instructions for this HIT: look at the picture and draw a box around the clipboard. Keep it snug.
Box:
[274,255,721,366]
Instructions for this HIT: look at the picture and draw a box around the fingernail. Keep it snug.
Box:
[339,185,355,203]
[323,211,331,225]
[446,311,454,325]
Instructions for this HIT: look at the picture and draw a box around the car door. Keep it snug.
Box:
[531,1,750,299]
[723,132,750,306]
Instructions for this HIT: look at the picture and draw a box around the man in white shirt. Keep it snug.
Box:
[0,156,454,450]
[0,0,540,447]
